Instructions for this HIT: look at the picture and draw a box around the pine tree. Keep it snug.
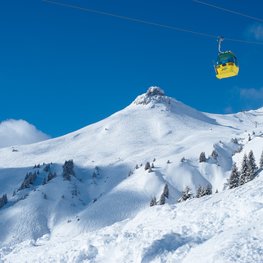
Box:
[239,154,249,185]
[18,172,37,190]
[196,185,203,198]
[159,193,166,205]
[196,184,212,197]
[211,150,218,160]
[42,177,47,185]
[260,150,263,169]
[63,160,75,181]
[178,186,192,202]
[199,152,206,163]
[231,138,238,144]
[150,197,157,207]
[248,150,258,180]
[47,172,57,182]
[229,163,240,189]
[144,162,151,170]
[0,194,8,208]
[181,157,186,163]
[163,183,169,198]
[205,185,212,195]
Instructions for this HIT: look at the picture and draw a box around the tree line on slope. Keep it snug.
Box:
[149,147,262,206]
[0,160,76,209]
[228,150,261,189]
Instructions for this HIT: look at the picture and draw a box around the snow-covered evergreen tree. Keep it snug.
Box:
[196,185,205,198]
[150,197,157,207]
[42,177,47,185]
[211,150,218,160]
[18,172,37,190]
[205,185,212,195]
[260,150,263,169]
[163,183,169,198]
[199,152,206,162]
[144,162,151,170]
[196,185,211,197]
[0,194,8,208]
[248,150,258,180]
[47,172,57,182]
[229,163,240,189]
[159,193,166,205]
[178,186,192,202]
[239,154,250,185]
[63,160,75,181]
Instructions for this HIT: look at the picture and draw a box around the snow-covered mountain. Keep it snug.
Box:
[0,87,262,262]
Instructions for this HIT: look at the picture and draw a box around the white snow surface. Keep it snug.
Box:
[0,119,49,148]
[0,87,262,262]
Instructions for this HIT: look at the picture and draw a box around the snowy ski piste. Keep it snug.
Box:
[0,87,262,262]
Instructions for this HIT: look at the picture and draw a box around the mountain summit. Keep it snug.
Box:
[133,86,169,106]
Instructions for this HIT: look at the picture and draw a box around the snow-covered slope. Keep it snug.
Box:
[2,172,262,263]
[0,87,262,262]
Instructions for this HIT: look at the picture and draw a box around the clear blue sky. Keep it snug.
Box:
[1,0,263,137]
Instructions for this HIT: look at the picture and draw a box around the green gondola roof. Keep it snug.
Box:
[217,51,236,60]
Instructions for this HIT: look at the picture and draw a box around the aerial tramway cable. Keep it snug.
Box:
[193,0,263,23]
[42,0,263,46]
